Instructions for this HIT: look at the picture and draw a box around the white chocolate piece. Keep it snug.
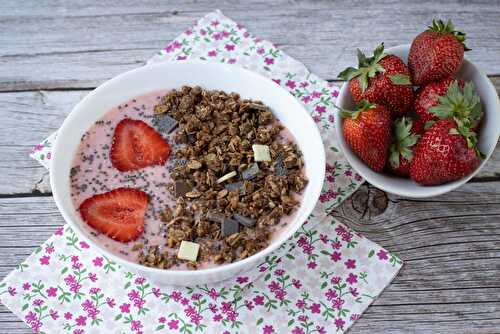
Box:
[252,144,271,162]
[177,241,200,262]
[216,171,237,184]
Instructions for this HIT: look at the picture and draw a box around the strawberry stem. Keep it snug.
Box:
[427,19,470,51]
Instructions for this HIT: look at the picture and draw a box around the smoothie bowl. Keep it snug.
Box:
[51,61,325,286]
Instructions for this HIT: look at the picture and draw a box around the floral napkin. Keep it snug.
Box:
[3,10,403,334]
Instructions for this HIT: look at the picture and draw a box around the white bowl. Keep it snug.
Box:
[335,44,500,198]
[51,61,325,286]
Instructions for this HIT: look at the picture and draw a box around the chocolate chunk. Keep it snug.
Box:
[174,180,191,198]
[222,218,239,237]
[206,211,225,223]
[153,114,178,134]
[274,155,287,176]
[233,213,256,227]
[225,181,245,195]
[242,163,259,180]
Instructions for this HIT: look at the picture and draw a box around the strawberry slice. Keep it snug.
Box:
[79,188,149,242]
[111,119,171,172]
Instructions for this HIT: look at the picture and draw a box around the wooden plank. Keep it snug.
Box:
[1,0,500,90]
[0,181,499,332]
[0,77,498,195]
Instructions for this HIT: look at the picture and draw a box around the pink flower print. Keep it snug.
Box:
[335,317,345,330]
[320,234,328,243]
[275,289,286,301]
[355,173,363,181]
[301,95,312,104]
[152,287,161,297]
[88,273,97,282]
[272,78,281,85]
[64,312,73,320]
[225,44,235,51]
[350,313,360,321]
[253,295,264,305]
[213,32,223,40]
[208,303,218,313]
[191,293,201,301]
[33,299,44,306]
[286,80,296,90]
[92,257,103,267]
[177,55,187,61]
[332,90,339,98]
[185,28,193,35]
[345,259,356,269]
[39,255,50,265]
[257,47,265,55]
[274,269,285,276]
[89,287,101,295]
[307,261,317,269]
[310,302,321,314]
[300,81,309,88]
[325,289,338,301]
[73,330,84,334]
[82,299,99,320]
[297,236,307,247]
[331,276,341,284]
[243,31,250,38]
[313,115,321,123]
[296,299,306,309]
[264,57,274,65]
[335,225,348,235]
[350,287,359,297]
[22,282,31,291]
[302,242,314,255]
[208,50,217,57]
[170,291,182,301]
[55,227,64,236]
[312,91,322,98]
[181,297,189,305]
[298,315,308,322]
[71,256,79,263]
[328,114,335,123]
[332,297,344,310]
[131,320,143,331]
[167,319,179,330]
[25,311,41,332]
[45,245,55,254]
[344,170,353,177]
[236,276,249,284]
[213,313,223,322]
[268,281,280,292]
[211,20,219,27]
[331,251,342,262]
[46,287,57,297]
[75,315,87,326]
[34,144,44,152]
[227,58,236,64]
[158,317,166,324]
[245,300,254,310]
[135,277,146,285]
[315,105,326,114]
[106,297,115,308]
[128,290,140,301]
[119,303,130,313]
[72,261,83,270]
[326,163,335,173]
[332,241,342,250]
[8,287,16,296]
[263,325,275,334]
[200,28,207,36]
[347,273,358,285]
[133,298,145,310]
[208,288,219,300]
[377,249,389,260]
[49,309,59,320]
[79,241,90,249]
[222,30,230,37]
[221,301,232,314]
[292,279,302,289]
[292,326,305,334]
[326,175,335,183]
[316,326,326,334]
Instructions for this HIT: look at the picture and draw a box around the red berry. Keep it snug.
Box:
[79,188,149,242]
[111,119,171,172]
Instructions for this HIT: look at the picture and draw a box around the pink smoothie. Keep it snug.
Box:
[70,90,302,270]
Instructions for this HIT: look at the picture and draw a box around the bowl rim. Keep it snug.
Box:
[50,60,326,277]
[335,44,500,198]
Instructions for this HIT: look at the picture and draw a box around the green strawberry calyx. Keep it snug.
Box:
[338,43,393,93]
[427,19,470,51]
[448,118,485,159]
[389,117,420,168]
[335,100,376,120]
[429,80,482,131]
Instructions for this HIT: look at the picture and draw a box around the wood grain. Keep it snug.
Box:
[1,0,500,91]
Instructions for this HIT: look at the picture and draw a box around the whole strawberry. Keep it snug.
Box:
[409,119,482,185]
[417,80,483,131]
[338,43,414,118]
[388,117,420,177]
[409,19,469,86]
[341,101,392,172]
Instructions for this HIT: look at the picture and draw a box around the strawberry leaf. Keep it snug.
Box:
[338,67,361,81]
[389,74,411,85]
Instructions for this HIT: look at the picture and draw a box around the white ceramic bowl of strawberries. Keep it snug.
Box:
[335,20,500,198]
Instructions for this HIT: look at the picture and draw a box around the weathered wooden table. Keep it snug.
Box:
[1,1,499,333]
